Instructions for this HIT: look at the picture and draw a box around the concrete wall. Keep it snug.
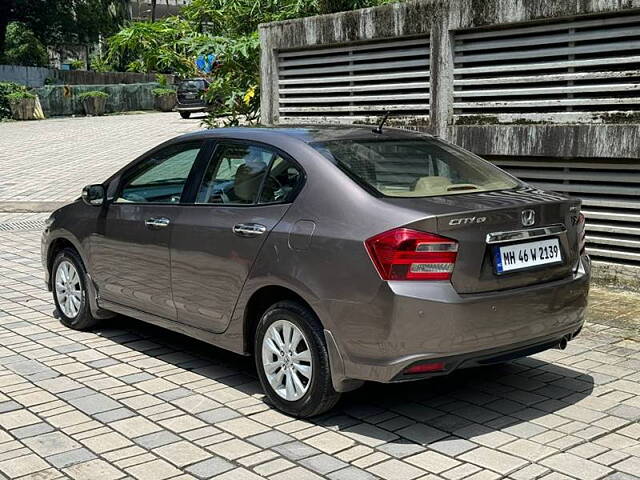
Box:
[0,65,162,88]
[35,83,159,117]
[259,0,640,286]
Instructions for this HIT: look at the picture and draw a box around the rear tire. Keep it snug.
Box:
[52,248,100,331]
[255,301,340,417]
[179,111,191,119]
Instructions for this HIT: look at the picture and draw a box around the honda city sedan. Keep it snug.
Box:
[42,126,590,417]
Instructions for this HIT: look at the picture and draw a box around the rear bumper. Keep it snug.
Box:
[176,103,210,112]
[330,255,590,388]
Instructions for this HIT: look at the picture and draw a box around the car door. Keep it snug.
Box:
[91,140,207,319]
[170,140,304,333]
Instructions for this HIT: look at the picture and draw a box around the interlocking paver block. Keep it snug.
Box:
[68,392,122,415]
[541,452,613,480]
[0,409,41,430]
[154,441,210,467]
[299,453,349,475]
[460,446,528,475]
[111,416,162,438]
[0,453,50,478]
[367,458,424,480]
[305,431,356,454]
[23,431,80,457]
[185,456,235,479]
[405,450,461,474]
[63,458,125,480]
[47,447,97,469]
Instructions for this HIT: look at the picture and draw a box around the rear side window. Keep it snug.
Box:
[178,80,206,92]
[196,143,302,205]
[311,138,518,197]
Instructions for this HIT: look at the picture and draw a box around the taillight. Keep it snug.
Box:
[577,213,586,255]
[365,228,458,281]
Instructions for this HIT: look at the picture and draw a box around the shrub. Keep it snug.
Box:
[6,91,36,103]
[156,74,170,87]
[152,87,176,97]
[69,59,85,70]
[77,91,110,100]
[0,82,29,118]
[89,55,113,73]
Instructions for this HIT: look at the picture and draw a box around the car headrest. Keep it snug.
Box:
[234,163,266,202]
[413,176,452,195]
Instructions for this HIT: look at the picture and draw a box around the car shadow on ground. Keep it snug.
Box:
[96,314,595,448]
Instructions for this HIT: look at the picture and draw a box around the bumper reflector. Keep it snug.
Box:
[404,361,446,375]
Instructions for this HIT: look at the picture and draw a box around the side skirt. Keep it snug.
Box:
[99,299,248,356]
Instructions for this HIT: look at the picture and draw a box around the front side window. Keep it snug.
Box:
[311,138,519,197]
[116,142,202,204]
[196,143,302,205]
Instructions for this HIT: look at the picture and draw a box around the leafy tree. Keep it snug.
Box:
[102,0,403,125]
[3,22,48,67]
[0,0,128,61]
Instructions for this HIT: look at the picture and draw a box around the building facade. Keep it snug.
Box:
[128,0,191,20]
[259,0,640,286]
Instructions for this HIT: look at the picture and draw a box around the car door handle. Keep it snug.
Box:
[233,223,267,237]
[144,217,171,229]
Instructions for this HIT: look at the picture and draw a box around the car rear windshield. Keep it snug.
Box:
[310,138,519,197]
[178,80,206,92]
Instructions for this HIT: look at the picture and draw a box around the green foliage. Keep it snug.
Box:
[201,33,260,126]
[156,74,170,87]
[3,22,48,66]
[6,90,36,102]
[89,54,114,73]
[105,18,203,75]
[102,0,404,126]
[77,91,110,100]
[69,59,85,70]
[152,87,176,97]
[0,82,29,118]
[1,1,129,58]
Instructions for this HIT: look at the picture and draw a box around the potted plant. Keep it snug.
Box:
[152,74,176,112]
[78,91,109,116]
[7,91,37,120]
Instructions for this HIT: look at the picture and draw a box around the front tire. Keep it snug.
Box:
[52,248,100,331]
[255,301,340,417]
[179,111,191,119]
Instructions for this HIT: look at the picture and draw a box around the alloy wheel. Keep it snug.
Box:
[55,260,83,319]
[261,319,313,401]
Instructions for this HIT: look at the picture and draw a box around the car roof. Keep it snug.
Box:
[177,125,433,145]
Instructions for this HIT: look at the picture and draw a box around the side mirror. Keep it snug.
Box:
[81,184,105,206]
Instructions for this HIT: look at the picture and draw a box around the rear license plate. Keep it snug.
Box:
[184,93,196,99]
[493,238,562,274]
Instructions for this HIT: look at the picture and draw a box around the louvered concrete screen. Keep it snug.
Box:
[453,14,640,123]
[277,37,430,123]
[488,156,640,267]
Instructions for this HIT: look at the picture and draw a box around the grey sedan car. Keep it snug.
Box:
[42,126,590,417]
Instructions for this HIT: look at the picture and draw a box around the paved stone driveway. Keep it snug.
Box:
[0,114,639,480]
[0,112,201,203]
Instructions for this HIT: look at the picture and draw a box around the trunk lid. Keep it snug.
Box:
[386,187,582,293]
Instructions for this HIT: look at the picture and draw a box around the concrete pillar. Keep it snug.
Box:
[259,26,279,125]
[429,11,454,139]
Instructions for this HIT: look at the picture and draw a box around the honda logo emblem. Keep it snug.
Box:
[522,209,535,227]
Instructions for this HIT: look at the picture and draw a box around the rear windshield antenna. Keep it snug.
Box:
[372,111,391,134]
